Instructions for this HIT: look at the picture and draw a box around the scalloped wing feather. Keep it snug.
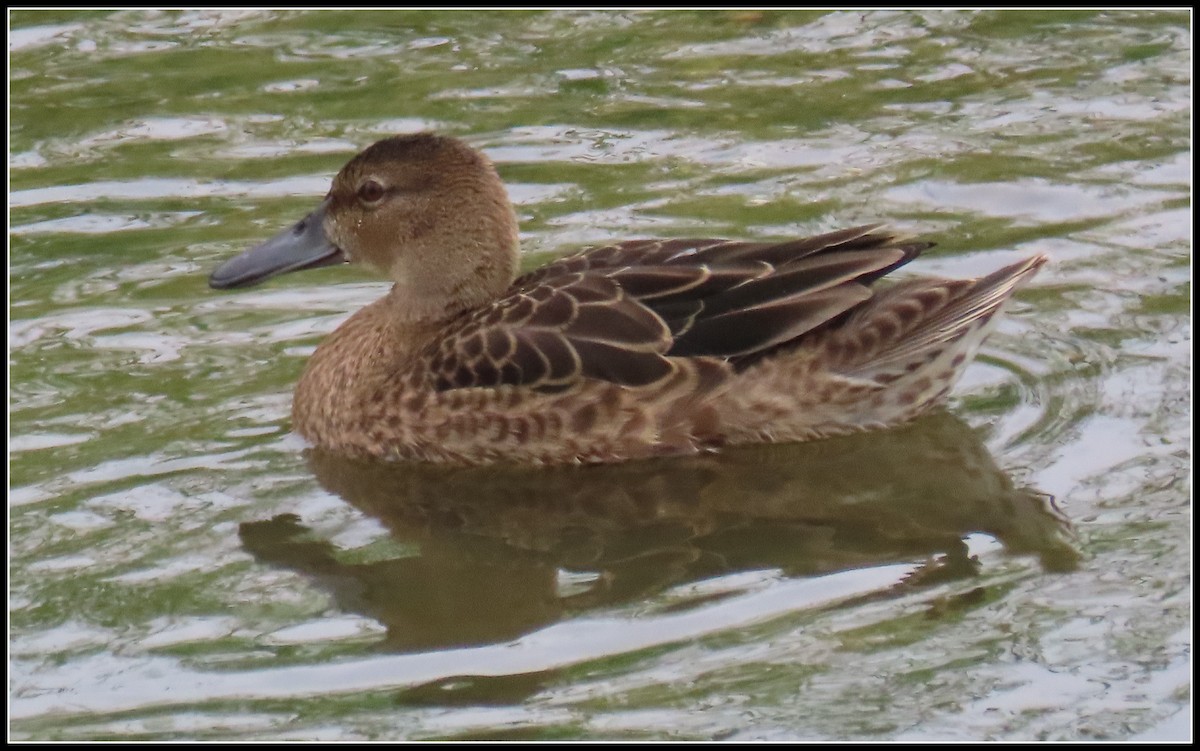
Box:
[431,273,675,391]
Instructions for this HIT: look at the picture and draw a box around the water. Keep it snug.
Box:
[9,9,1191,741]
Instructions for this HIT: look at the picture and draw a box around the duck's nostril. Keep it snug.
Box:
[294,219,307,234]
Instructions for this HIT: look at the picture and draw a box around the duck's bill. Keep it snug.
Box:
[209,198,346,289]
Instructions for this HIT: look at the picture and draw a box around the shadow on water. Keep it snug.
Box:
[239,411,1078,653]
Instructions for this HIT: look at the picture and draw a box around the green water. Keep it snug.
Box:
[9,9,1190,741]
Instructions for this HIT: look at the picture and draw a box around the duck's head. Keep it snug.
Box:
[209,133,520,319]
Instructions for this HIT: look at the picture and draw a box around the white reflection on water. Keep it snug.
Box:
[9,177,331,208]
[10,212,203,235]
[8,22,84,51]
[884,179,1176,223]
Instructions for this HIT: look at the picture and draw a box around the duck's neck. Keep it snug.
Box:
[386,267,507,323]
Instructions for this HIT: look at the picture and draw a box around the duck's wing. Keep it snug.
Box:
[429,225,934,391]
[428,270,677,391]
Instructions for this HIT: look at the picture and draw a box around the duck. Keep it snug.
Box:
[209,132,1047,466]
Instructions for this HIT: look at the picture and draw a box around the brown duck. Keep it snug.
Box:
[210,133,1046,465]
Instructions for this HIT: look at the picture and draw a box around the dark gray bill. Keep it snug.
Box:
[209,198,345,289]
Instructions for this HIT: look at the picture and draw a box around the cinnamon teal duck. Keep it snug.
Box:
[209,133,1047,465]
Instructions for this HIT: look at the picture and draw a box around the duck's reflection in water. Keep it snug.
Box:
[239,411,1077,652]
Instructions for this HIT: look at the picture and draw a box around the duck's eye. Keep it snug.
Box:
[357,180,386,204]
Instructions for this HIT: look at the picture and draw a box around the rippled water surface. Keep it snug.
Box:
[9,9,1191,741]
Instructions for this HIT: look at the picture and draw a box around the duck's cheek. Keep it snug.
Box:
[323,224,358,264]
